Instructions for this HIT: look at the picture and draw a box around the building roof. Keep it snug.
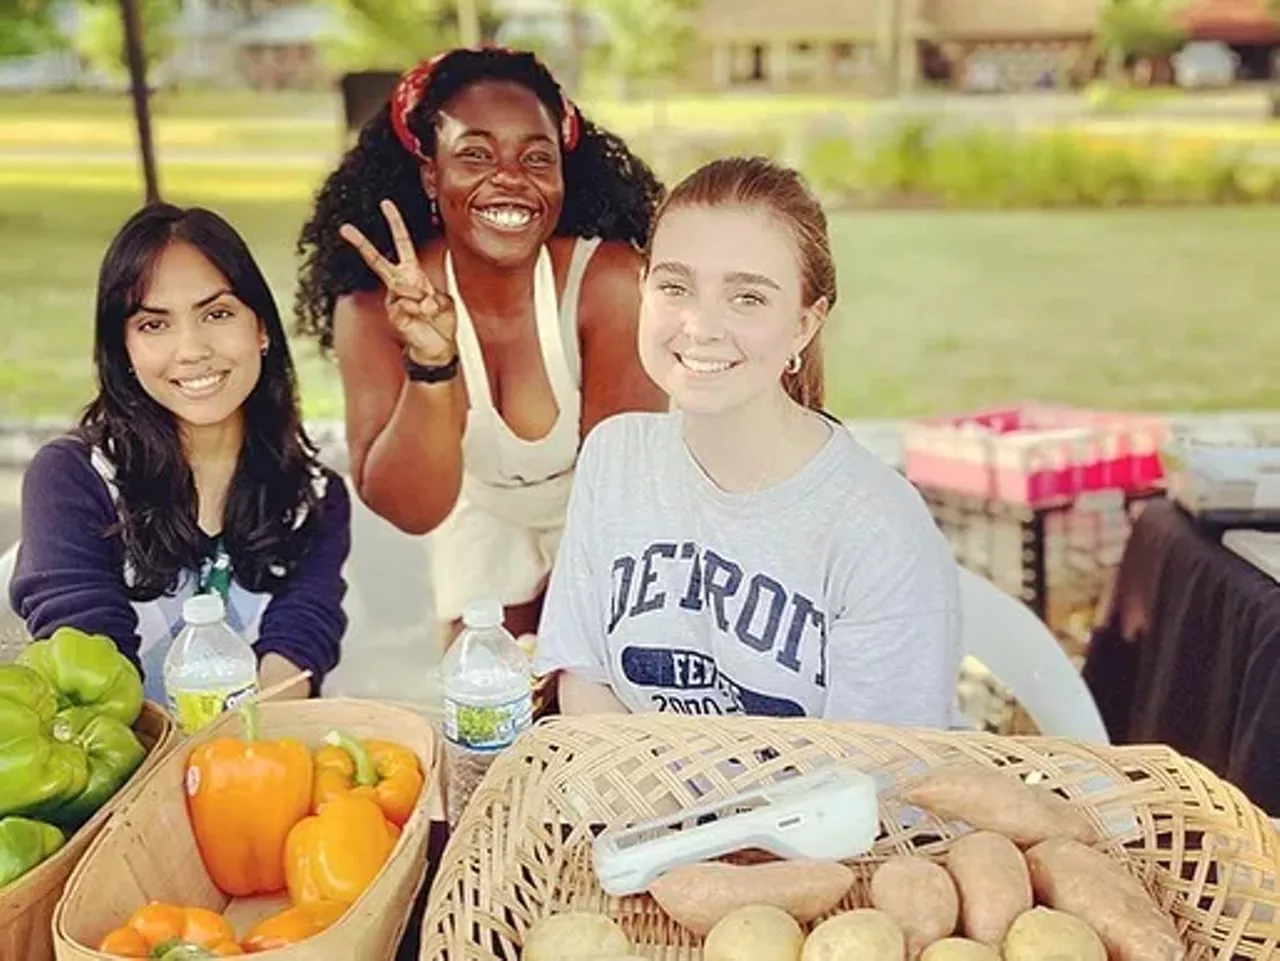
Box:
[697,0,883,40]
[698,0,1103,42]
[927,0,1102,39]
[1179,0,1280,42]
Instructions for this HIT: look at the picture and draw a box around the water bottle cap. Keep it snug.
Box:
[462,598,503,630]
[183,593,225,625]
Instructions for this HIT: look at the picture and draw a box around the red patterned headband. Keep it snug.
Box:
[390,48,580,162]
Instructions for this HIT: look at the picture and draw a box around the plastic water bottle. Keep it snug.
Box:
[440,598,533,828]
[164,593,258,736]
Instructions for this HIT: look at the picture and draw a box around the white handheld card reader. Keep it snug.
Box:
[591,764,879,897]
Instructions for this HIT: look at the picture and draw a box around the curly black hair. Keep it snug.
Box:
[295,48,665,350]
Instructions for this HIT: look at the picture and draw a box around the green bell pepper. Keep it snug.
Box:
[0,815,65,888]
[0,664,146,827]
[0,665,89,818]
[0,662,57,720]
[17,627,144,726]
[44,707,146,827]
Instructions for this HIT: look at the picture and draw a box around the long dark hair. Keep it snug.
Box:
[295,47,665,350]
[647,157,836,411]
[80,203,325,601]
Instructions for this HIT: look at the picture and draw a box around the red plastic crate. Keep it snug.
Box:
[903,404,1167,507]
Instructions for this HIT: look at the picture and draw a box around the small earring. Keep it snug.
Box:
[260,342,269,356]
[428,196,440,227]
[786,353,803,375]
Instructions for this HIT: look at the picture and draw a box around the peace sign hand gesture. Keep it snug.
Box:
[340,199,457,365]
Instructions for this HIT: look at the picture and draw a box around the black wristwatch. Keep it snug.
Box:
[402,348,459,384]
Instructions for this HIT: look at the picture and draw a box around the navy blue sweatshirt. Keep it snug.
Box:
[9,436,350,700]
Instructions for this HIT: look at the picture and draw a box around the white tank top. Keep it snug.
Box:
[444,237,600,529]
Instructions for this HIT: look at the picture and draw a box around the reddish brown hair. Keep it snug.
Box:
[645,156,836,410]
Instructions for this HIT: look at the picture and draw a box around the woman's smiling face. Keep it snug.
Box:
[425,79,565,267]
[123,241,265,432]
[640,203,819,417]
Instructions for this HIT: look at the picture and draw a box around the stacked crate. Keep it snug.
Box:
[903,404,1168,658]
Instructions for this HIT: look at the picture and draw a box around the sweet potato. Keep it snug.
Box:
[945,831,1033,947]
[870,856,959,959]
[648,860,853,935]
[1025,838,1186,961]
[901,764,1097,847]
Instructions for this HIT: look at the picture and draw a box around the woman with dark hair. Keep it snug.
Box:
[295,47,667,646]
[535,157,962,725]
[11,204,351,702]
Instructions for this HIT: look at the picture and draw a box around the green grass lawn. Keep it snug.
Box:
[3,154,1277,423]
[2,88,1277,422]
[0,158,343,420]
[0,89,866,158]
[3,87,1278,159]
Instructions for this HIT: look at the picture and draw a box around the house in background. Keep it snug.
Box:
[691,0,1107,93]
[689,0,903,94]
[929,0,1102,92]
[1179,0,1280,81]
[165,0,337,90]
[0,0,340,91]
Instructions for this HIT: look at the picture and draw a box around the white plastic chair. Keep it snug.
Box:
[957,565,1110,744]
[0,540,16,600]
[0,540,27,662]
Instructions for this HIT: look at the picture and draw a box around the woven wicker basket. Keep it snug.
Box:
[0,702,175,961]
[420,715,1280,960]
[52,698,439,960]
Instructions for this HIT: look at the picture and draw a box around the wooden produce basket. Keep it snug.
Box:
[420,715,1280,960]
[0,702,175,961]
[53,698,439,960]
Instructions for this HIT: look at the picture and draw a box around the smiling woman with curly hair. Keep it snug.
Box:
[296,47,667,649]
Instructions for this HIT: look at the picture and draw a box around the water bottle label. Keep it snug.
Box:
[443,691,532,751]
[168,681,258,736]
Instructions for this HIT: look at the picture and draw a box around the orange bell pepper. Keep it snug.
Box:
[97,902,242,956]
[240,900,348,953]
[97,927,149,957]
[185,702,313,897]
[312,730,424,827]
[285,794,399,906]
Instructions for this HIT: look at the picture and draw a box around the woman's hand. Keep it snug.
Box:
[259,653,309,700]
[339,199,457,366]
[559,671,630,715]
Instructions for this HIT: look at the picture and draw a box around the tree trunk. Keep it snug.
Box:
[456,0,481,48]
[119,0,160,204]
[561,0,584,97]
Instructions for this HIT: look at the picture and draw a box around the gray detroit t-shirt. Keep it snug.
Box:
[535,412,962,727]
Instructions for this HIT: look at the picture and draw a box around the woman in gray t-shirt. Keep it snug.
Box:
[534,157,961,727]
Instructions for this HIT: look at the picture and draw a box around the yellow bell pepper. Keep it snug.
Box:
[284,794,398,906]
[312,731,423,828]
[241,900,347,953]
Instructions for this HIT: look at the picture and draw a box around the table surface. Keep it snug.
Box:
[1084,498,1280,815]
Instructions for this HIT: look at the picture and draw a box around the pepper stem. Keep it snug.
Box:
[149,938,215,959]
[325,730,377,787]
[241,700,260,744]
